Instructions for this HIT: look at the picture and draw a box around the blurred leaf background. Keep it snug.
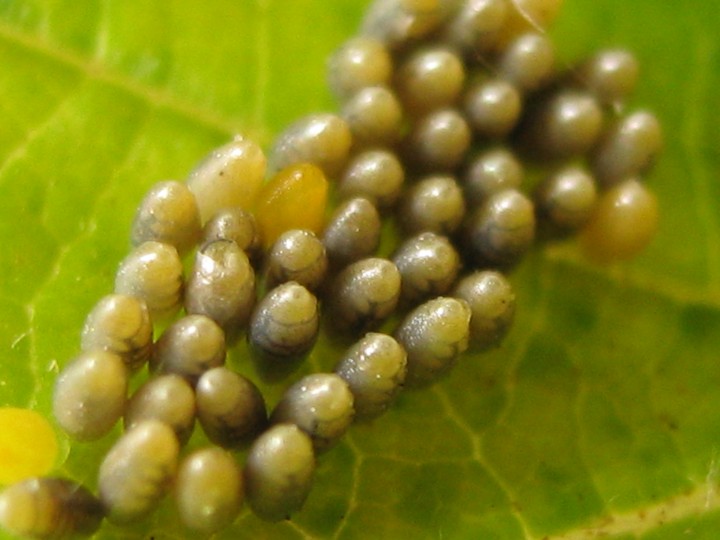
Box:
[0,0,719,538]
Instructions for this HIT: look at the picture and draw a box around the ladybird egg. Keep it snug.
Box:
[269,114,352,177]
[266,229,328,291]
[255,163,329,249]
[580,177,659,262]
[196,367,267,449]
[0,478,104,539]
[248,282,320,367]
[150,314,226,384]
[202,207,261,261]
[323,197,382,268]
[270,373,355,452]
[98,420,179,524]
[394,297,471,386]
[498,32,555,92]
[534,166,598,231]
[186,136,266,224]
[175,447,243,533]
[442,0,509,55]
[114,241,183,321]
[327,257,401,336]
[464,77,523,139]
[335,332,407,419]
[185,239,256,336]
[0,408,57,485]
[398,174,466,236]
[131,180,201,256]
[341,86,404,147]
[405,108,472,170]
[463,147,524,207]
[576,48,639,106]
[395,46,466,114]
[392,232,461,305]
[591,110,663,186]
[339,149,406,210]
[124,374,196,445]
[244,424,315,522]
[80,293,152,372]
[453,270,516,350]
[327,37,393,100]
[464,188,536,268]
[53,350,127,441]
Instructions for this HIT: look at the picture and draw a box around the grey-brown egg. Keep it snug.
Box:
[464,77,522,139]
[463,147,524,207]
[195,367,267,449]
[395,46,465,114]
[323,197,382,268]
[202,207,261,261]
[186,136,266,224]
[341,86,404,147]
[339,149,405,210]
[394,296,471,386]
[442,0,508,55]
[124,374,196,445]
[453,270,516,350]
[53,350,127,441]
[80,293,152,372]
[114,240,183,321]
[335,332,407,419]
[244,424,315,522]
[270,373,354,452]
[175,447,243,533]
[269,113,352,177]
[497,32,555,92]
[185,239,256,336]
[151,314,226,383]
[392,232,461,304]
[576,48,639,106]
[98,420,179,524]
[326,257,401,335]
[131,180,201,256]
[0,477,104,540]
[265,229,328,291]
[361,0,444,50]
[405,108,471,170]
[534,166,598,230]
[398,174,465,235]
[463,188,535,268]
[327,37,393,100]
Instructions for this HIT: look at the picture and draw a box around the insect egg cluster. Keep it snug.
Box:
[0,0,664,538]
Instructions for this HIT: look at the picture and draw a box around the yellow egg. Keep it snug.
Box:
[0,408,58,485]
[254,163,328,249]
[499,0,565,46]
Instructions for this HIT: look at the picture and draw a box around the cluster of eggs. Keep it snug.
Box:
[0,0,663,538]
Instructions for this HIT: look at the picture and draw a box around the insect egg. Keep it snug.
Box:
[452,270,516,350]
[392,232,461,305]
[398,174,466,236]
[270,373,355,452]
[98,420,179,524]
[269,113,352,177]
[339,149,406,210]
[405,108,472,171]
[497,32,555,92]
[186,136,266,224]
[334,332,407,419]
[534,165,598,231]
[361,0,444,50]
[341,85,404,147]
[53,350,128,441]
[184,239,256,337]
[575,48,639,106]
[150,314,226,384]
[0,477,104,539]
[322,197,382,268]
[114,240,183,321]
[124,374,196,445]
[501,0,565,43]
[195,366,267,449]
[463,77,523,139]
[130,180,201,256]
[201,207,261,261]
[394,296,472,386]
[175,447,243,533]
[243,423,315,522]
[463,147,524,207]
[327,36,393,100]
[265,229,328,291]
[80,293,152,372]
[441,0,509,55]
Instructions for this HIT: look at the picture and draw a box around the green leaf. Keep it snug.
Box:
[0,1,717,539]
